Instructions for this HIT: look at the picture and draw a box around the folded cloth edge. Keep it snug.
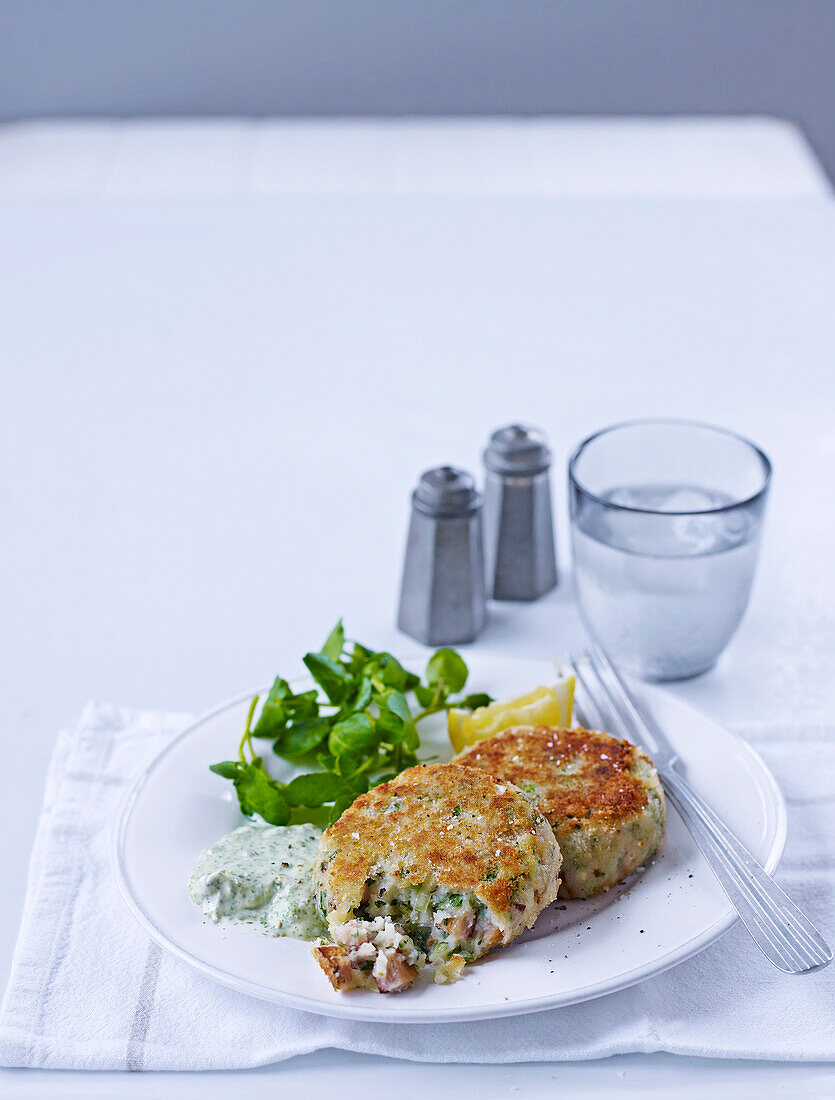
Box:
[1,703,833,1070]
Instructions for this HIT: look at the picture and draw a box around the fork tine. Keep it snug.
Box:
[557,658,587,728]
[586,644,670,762]
[571,695,591,731]
[587,644,649,729]
[579,649,643,743]
[571,657,612,732]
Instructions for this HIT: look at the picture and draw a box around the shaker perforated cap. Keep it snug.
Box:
[483,424,552,476]
[412,466,481,517]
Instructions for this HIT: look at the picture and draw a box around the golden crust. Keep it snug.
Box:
[457,726,654,825]
[457,725,665,899]
[317,762,557,920]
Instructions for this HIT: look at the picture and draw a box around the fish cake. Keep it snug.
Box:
[457,726,665,899]
[312,762,560,991]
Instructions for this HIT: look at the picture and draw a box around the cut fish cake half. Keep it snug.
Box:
[457,725,665,899]
[312,762,561,992]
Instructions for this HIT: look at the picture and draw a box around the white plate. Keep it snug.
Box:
[113,654,786,1023]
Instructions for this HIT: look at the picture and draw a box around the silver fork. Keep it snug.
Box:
[569,642,832,975]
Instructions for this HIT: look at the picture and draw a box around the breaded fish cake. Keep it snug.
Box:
[457,726,665,899]
[312,762,560,992]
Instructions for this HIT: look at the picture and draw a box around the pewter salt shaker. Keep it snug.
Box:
[397,466,486,646]
[482,424,558,600]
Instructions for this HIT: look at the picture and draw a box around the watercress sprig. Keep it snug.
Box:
[209,621,491,826]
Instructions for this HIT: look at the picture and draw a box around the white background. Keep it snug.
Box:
[1,119,834,1095]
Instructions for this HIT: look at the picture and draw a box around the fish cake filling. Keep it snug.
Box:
[312,763,560,992]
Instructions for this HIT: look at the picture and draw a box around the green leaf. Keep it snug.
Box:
[273,719,331,759]
[372,652,412,691]
[346,641,372,676]
[251,678,292,738]
[426,648,468,694]
[288,689,321,721]
[328,793,357,824]
[284,771,352,808]
[349,675,373,714]
[251,681,320,739]
[303,653,351,705]
[377,690,419,750]
[316,750,337,772]
[385,689,413,724]
[413,684,436,708]
[334,751,363,777]
[344,771,370,796]
[265,676,292,702]
[321,619,345,662]
[457,692,493,711]
[328,712,377,757]
[399,749,420,770]
[227,760,291,825]
[209,760,241,780]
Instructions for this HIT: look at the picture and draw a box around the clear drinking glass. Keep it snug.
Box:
[568,420,771,681]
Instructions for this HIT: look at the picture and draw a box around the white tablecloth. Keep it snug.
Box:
[0,117,829,199]
[2,704,833,1071]
[0,117,833,1096]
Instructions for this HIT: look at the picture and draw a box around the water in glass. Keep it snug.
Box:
[572,483,761,680]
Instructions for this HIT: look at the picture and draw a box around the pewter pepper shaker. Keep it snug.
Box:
[482,424,558,600]
[397,466,486,646]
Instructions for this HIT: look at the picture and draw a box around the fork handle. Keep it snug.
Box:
[662,768,831,974]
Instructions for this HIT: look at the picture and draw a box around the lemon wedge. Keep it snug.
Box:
[448,677,575,754]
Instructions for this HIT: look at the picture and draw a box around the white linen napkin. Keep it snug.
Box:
[0,702,832,1070]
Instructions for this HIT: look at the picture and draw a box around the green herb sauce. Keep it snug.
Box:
[188,823,326,940]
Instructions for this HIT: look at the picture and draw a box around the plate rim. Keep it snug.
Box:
[112,662,787,1024]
